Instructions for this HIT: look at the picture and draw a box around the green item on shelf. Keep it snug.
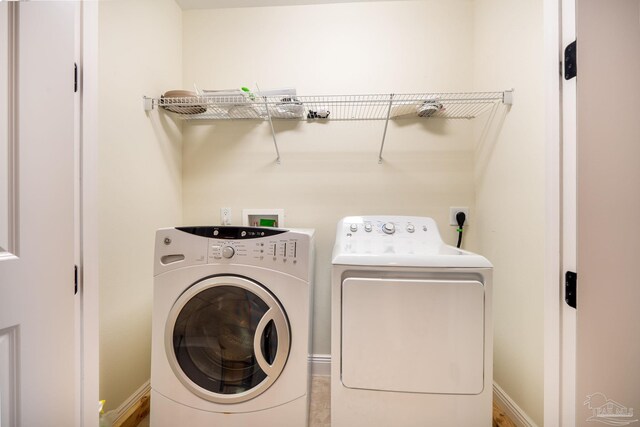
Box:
[241,86,255,100]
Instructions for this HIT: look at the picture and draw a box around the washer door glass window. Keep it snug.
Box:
[168,275,290,404]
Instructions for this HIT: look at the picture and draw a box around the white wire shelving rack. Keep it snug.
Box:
[143,90,513,163]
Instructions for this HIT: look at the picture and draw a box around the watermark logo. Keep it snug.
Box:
[584,392,638,426]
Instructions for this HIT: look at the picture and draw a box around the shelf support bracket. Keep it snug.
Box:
[378,93,394,163]
[143,96,155,112]
[263,96,281,164]
[502,89,514,106]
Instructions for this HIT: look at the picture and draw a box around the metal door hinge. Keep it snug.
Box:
[565,271,577,309]
[74,63,78,92]
[564,41,577,80]
[74,265,78,295]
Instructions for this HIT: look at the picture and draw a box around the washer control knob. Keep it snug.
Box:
[350,224,358,232]
[382,222,396,234]
[364,223,373,232]
[406,224,415,233]
[222,246,235,259]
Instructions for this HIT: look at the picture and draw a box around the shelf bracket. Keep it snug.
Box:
[378,93,394,163]
[263,96,281,164]
[502,89,514,106]
[143,96,154,112]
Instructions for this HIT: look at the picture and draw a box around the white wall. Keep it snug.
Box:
[98,0,183,411]
[473,0,545,424]
[181,0,478,354]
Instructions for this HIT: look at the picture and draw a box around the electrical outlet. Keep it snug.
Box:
[449,207,469,226]
[221,207,232,225]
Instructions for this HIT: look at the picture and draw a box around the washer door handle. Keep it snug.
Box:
[253,307,290,378]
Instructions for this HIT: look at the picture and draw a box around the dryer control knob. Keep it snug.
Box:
[350,224,358,232]
[382,222,396,234]
[406,224,415,233]
[222,246,235,259]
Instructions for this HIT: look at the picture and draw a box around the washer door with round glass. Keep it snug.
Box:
[166,275,291,404]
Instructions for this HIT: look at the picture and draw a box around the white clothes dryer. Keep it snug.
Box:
[331,216,493,427]
[152,226,314,427]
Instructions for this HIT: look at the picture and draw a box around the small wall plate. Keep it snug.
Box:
[242,209,285,228]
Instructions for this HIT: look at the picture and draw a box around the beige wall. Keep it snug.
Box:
[98,0,183,411]
[473,0,545,424]
[181,0,478,355]
[96,0,546,420]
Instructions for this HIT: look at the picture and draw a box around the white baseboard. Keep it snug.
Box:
[310,353,331,377]
[113,379,151,424]
[493,382,538,427]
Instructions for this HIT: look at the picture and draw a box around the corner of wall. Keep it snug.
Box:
[98,0,183,411]
[472,0,545,425]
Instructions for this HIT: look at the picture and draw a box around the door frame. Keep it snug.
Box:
[78,2,99,427]
[544,0,567,425]
[559,0,578,425]
[73,1,570,426]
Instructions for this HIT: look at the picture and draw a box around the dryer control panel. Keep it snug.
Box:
[332,216,491,268]
[339,216,442,240]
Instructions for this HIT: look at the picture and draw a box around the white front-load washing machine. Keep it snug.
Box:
[331,216,493,427]
[152,226,314,427]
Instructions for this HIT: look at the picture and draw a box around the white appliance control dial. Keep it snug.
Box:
[364,223,372,232]
[222,246,235,259]
[350,224,358,232]
[406,224,415,233]
[382,222,396,234]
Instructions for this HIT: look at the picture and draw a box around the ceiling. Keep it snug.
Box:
[175,0,412,10]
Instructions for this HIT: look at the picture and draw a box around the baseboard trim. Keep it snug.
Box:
[310,353,331,377]
[113,380,151,427]
[493,382,538,427]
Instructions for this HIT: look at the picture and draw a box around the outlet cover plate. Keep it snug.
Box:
[220,207,232,225]
[449,207,469,226]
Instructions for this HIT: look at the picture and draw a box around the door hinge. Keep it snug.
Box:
[565,271,577,309]
[74,63,78,93]
[564,40,577,80]
[74,264,78,295]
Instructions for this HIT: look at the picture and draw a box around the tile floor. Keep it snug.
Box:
[309,375,331,427]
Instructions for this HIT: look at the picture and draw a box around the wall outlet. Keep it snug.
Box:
[220,207,232,225]
[449,207,469,226]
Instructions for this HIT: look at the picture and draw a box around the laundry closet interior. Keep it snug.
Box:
[98,0,545,425]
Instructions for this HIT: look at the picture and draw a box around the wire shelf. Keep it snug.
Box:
[142,90,513,163]
[144,91,509,121]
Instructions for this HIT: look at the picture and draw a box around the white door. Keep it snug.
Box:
[0,2,77,426]
[574,0,640,426]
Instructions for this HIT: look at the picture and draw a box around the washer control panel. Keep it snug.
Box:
[208,237,302,264]
[155,226,314,279]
